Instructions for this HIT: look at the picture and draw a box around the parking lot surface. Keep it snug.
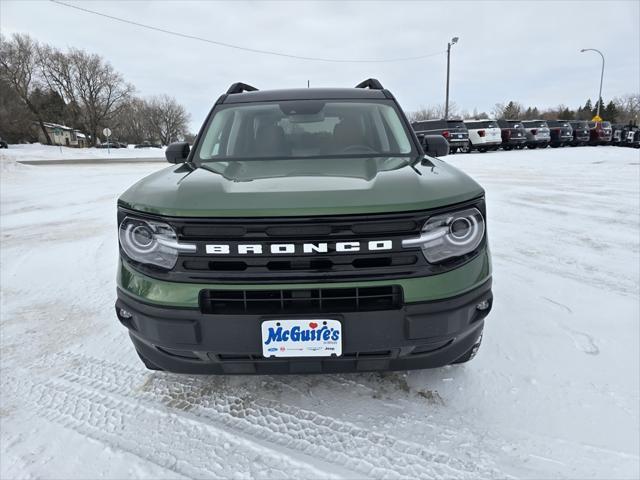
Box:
[1,146,638,479]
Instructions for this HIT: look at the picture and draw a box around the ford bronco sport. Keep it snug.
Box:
[115,79,493,374]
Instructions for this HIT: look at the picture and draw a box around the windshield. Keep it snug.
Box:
[195,100,415,162]
[523,121,548,128]
[466,120,498,129]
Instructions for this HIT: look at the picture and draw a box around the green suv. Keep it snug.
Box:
[115,79,492,374]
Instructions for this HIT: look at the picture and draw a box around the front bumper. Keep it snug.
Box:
[572,134,590,143]
[116,278,492,374]
[503,137,526,146]
[447,138,469,147]
[472,140,502,148]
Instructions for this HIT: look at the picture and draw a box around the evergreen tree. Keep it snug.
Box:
[592,98,605,118]
[577,99,593,120]
[501,101,523,119]
[603,101,618,122]
[559,107,573,119]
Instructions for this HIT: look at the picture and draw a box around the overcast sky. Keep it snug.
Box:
[2,0,639,131]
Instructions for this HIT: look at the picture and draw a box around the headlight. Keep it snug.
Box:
[402,207,485,263]
[119,216,195,269]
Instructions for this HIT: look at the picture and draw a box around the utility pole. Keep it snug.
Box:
[580,48,605,119]
[444,36,459,120]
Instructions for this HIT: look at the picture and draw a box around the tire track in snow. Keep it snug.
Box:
[1,375,332,479]
[52,352,504,479]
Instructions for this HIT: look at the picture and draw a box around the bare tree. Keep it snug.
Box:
[40,46,133,145]
[408,102,458,122]
[407,106,437,122]
[146,94,190,145]
[111,97,151,144]
[614,94,640,123]
[493,101,525,119]
[0,33,52,144]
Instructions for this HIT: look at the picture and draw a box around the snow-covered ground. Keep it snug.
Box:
[1,143,165,161]
[1,146,638,479]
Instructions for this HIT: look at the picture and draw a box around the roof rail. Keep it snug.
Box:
[354,78,384,90]
[226,82,259,94]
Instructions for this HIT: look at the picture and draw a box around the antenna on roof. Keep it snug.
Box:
[307,80,310,88]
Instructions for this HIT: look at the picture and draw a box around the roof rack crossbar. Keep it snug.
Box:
[354,78,384,90]
[226,82,259,94]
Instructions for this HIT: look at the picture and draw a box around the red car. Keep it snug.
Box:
[588,121,612,145]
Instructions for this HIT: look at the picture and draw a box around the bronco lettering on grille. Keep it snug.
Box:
[205,240,393,255]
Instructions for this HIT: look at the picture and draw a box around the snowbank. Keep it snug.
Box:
[0,143,166,161]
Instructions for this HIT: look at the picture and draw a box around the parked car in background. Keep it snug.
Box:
[568,120,590,146]
[611,124,624,145]
[496,119,527,150]
[463,119,502,152]
[0,137,8,148]
[622,124,640,148]
[522,120,551,149]
[96,141,121,149]
[588,121,612,145]
[546,120,573,147]
[135,141,163,149]
[411,119,469,154]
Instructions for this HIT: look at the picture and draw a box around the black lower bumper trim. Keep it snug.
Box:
[116,279,492,374]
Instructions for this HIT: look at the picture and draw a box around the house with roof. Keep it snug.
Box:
[37,122,88,148]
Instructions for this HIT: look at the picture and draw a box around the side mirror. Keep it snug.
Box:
[422,135,449,157]
[165,141,190,164]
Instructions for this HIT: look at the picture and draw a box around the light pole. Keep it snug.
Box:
[444,36,459,120]
[580,48,605,118]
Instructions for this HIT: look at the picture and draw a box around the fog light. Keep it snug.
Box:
[476,300,490,311]
[119,308,133,319]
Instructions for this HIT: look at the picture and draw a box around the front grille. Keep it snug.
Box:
[118,199,486,283]
[199,285,403,314]
[172,211,430,283]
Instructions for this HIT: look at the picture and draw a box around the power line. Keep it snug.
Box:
[49,0,445,64]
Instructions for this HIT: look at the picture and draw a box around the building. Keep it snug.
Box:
[36,122,88,148]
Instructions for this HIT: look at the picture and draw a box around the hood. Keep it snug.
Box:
[118,156,484,217]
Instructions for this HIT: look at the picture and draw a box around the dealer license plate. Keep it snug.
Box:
[261,319,342,358]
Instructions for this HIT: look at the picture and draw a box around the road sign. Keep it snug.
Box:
[102,127,112,153]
